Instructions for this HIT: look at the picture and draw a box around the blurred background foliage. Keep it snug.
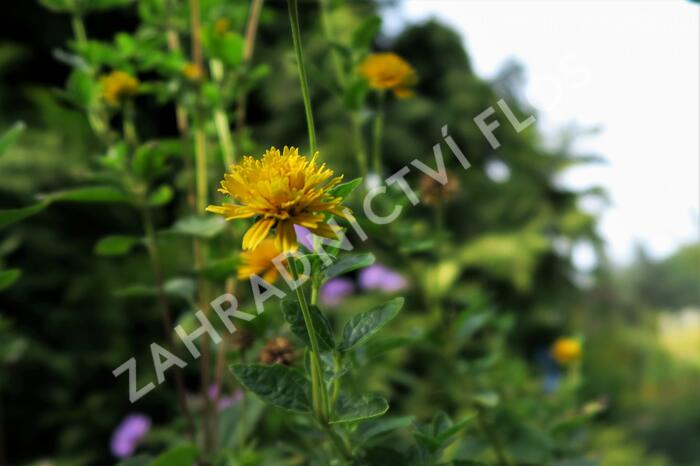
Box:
[0,1,698,465]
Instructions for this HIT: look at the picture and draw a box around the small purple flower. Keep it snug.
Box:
[359,264,407,292]
[321,277,355,307]
[294,225,314,250]
[110,414,151,458]
[208,384,243,411]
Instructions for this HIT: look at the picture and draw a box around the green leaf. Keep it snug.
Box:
[167,215,226,239]
[471,392,499,408]
[38,186,131,203]
[94,235,140,256]
[0,121,25,156]
[357,416,415,444]
[66,69,96,108]
[328,177,363,200]
[0,269,22,291]
[352,15,382,50]
[81,0,135,13]
[147,443,198,466]
[38,0,74,13]
[339,297,403,352]
[281,299,335,351]
[433,412,476,445]
[148,185,173,207]
[322,252,375,281]
[0,202,49,230]
[164,277,196,302]
[132,140,181,180]
[231,363,311,413]
[343,79,369,111]
[330,393,389,424]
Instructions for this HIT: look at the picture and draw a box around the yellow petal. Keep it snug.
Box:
[242,218,275,250]
[206,204,256,220]
[275,221,298,253]
[307,222,339,240]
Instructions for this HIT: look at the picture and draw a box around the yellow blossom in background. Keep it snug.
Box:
[100,70,139,106]
[238,238,284,283]
[359,52,417,99]
[182,63,204,82]
[207,146,349,252]
[552,337,582,365]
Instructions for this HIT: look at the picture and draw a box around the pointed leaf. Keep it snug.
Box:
[322,252,375,281]
[167,215,226,239]
[0,202,49,230]
[330,393,389,424]
[94,235,141,256]
[0,121,25,156]
[328,177,362,200]
[339,297,404,352]
[281,299,335,351]
[38,186,131,203]
[231,363,311,413]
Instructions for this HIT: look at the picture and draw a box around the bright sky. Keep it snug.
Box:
[389,1,699,265]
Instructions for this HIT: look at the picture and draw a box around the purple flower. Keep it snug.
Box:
[321,277,355,307]
[110,414,151,458]
[294,225,314,250]
[359,264,407,292]
[208,384,243,411]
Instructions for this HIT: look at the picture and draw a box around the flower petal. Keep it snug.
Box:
[275,220,298,253]
[242,218,275,250]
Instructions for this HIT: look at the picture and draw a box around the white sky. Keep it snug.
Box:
[390,1,699,265]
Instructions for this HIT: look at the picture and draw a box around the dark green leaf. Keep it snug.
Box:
[322,252,375,281]
[147,443,198,466]
[339,297,403,352]
[94,235,141,256]
[0,202,49,230]
[330,393,389,424]
[281,299,335,351]
[0,269,22,291]
[231,363,311,413]
[0,121,25,156]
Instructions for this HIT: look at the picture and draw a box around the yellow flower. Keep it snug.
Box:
[552,337,582,365]
[100,70,139,106]
[359,52,417,99]
[182,63,204,82]
[238,238,284,283]
[207,146,349,252]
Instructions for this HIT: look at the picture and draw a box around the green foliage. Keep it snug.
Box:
[231,363,312,413]
[282,299,335,351]
[339,297,403,351]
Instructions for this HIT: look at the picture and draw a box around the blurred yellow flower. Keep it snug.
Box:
[100,70,139,106]
[359,52,417,98]
[552,337,582,365]
[238,238,283,283]
[182,63,204,82]
[207,146,349,252]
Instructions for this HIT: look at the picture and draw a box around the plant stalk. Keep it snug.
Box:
[372,90,385,176]
[287,0,317,155]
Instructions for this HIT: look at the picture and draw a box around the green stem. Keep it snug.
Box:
[289,258,329,423]
[372,91,385,176]
[323,424,353,461]
[71,15,87,45]
[210,59,236,168]
[352,112,369,179]
[287,0,317,155]
[122,100,138,146]
[477,409,512,466]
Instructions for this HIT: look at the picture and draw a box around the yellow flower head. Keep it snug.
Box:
[207,146,349,252]
[238,238,284,283]
[552,337,582,365]
[359,52,417,99]
[100,70,139,106]
[182,63,204,82]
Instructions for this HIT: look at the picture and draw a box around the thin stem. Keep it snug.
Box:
[352,112,369,179]
[141,204,196,439]
[323,424,353,461]
[235,0,264,153]
[210,59,236,168]
[476,409,512,466]
[189,0,214,455]
[71,15,87,45]
[287,0,317,155]
[289,259,329,423]
[372,91,385,176]
[122,100,138,146]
